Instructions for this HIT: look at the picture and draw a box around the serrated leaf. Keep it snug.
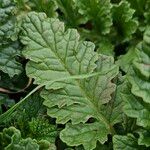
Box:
[28,0,58,18]
[128,27,150,103]
[121,81,150,128]
[112,1,138,42]
[60,122,108,150]
[138,130,150,147]
[76,0,112,35]
[21,12,119,149]
[54,0,83,27]
[21,12,98,88]
[126,0,147,16]
[0,126,55,150]
[0,127,39,150]
[113,134,139,150]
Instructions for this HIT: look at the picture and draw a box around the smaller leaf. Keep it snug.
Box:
[60,122,108,150]
[0,43,22,77]
[138,130,150,147]
[76,0,112,35]
[112,1,138,42]
[116,47,137,73]
[121,81,150,128]
[113,134,139,150]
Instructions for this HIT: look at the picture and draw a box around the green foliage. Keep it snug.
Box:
[112,0,138,42]
[76,0,112,35]
[0,0,22,77]
[0,126,55,150]
[0,0,150,149]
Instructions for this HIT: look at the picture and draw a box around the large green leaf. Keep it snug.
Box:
[21,12,119,149]
[21,12,99,89]
[76,0,112,35]
[112,0,138,42]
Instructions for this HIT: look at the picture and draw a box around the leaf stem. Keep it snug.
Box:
[0,85,43,123]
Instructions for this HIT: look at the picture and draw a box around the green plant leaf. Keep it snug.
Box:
[138,130,150,147]
[0,0,22,77]
[60,122,108,150]
[21,12,99,89]
[28,0,58,18]
[116,47,137,73]
[128,27,150,103]
[100,76,124,125]
[76,0,112,35]
[113,134,140,150]
[0,127,39,149]
[112,0,138,42]
[0,42,22,77]
[0,126,55,150]
[54,0,83,27]
[21,12,119,149]
[121,81,150,128]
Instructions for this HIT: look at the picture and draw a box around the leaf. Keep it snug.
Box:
[0,127,39,149]
[60,122,108,150]
[116,47,137,73]
[21,12,119,149]
[76,0,112,35]
[138,130,150,147]
[0,42,22,77]
[128,27,150,103]
[21,12,98,89]
[0,0,23,77]
[0,0,17,43]
[97,38,114,56]
[112,0,138,42]
[113,134,140,150]
[126,0,150,25]
[121,81,150,128]
[126,0,147,17]
[0,126,55,150]
[28,0,58,18]
[54,0,83,27]
[100,76,124,125]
